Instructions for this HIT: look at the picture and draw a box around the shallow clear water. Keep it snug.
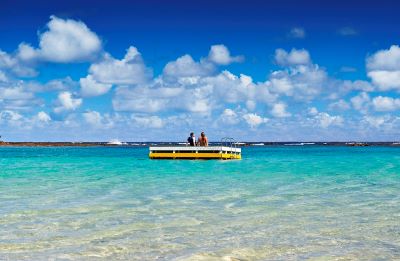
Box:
[0,146,399,260]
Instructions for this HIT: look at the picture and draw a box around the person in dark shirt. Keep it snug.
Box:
[187,132,196,146]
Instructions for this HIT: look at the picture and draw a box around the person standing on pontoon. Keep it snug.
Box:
[187,132,196,146]
[198,132,208,146]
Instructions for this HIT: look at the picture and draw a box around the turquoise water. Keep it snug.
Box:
[0,146,399,260]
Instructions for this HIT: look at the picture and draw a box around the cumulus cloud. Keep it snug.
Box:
[0,110,23,122]
[5,15,400,140]
[54,91,82,113]
[340,80,374,93]
[242,113,268,128]
[363,115,387,128]
[270,102,291,117]
[268,64,327,100]
[0,86,40,111]
[113,67,277,116]
[219,108,240,125]
[267,48,331,100]
[328,99,351,111]
[88,46,152,85]
[288,27,305,38]
[0,49,37,77]
[308,107,319,116]
[351,92,370,113]
[112,83,213,114]
[35,16,102,63]
[83,110,102,126]
[0,71,7,82]
[372,96,400,112]
[207,44,244,65]
[307,107,343,128]
[366,45,400,91]
[36,111,51,123]
[314,111,344,128]
[80,75,112,97]
[275,48,311,66]
[163,54,214,79]
[132,115,164,128]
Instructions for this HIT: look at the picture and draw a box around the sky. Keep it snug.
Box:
[1,0,400,141]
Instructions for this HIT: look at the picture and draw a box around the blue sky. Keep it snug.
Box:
[1,0,400,141]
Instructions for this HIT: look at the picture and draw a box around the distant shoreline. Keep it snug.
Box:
[1,141,400,147]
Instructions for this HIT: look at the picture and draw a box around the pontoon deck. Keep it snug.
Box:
[149,146,241,160]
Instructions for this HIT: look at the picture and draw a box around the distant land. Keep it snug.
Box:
[0,141,400,147]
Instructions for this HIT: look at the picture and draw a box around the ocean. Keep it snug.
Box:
[0,146,399,260]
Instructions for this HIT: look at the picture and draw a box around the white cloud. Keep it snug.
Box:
[270,102,291,118]
[36,111,51,123]
[43,77,77,92]
[367,45,400,71]
[54,91,82,113]
[363,115,387,128]
[268,64,327,100]
[207,44,244,65]
[367,71,400,91]
[268,48,330,101]
[0,49,37,77]
[308,107,319,116]
[0,86,40,111]
[0,87,34,100]
[88,46,152,85]
[351,92,370,113]
[314,112,344,128]
[307,107,343,128]
[16,43,38,62]
[341,80,374,92]
[219,108,240,125]
[242,113,268,128]
[37,16,102,63]
[372,96,400,112]
[82,110,115,129]
[163,54,214,78]
[83,110,102,126]
[328,99,351,111]
[0,110,23,122]
[366,45,400,91]
[288,27,305,38]
[113,86,177,113]
[132,115,164,128]
[0,71,7,82]
[80,75,112,97]
[275,48,311,66]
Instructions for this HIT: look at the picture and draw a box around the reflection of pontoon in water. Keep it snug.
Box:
[149,138,241,160]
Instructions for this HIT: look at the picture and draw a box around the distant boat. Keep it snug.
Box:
[284,142,315,146]
[233,142,246,145]
[251,143,264,146]
[107,139,123,145]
